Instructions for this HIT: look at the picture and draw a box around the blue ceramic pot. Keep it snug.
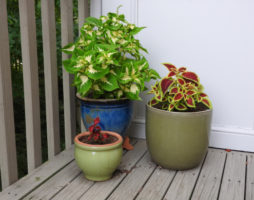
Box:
[77,95,133,137]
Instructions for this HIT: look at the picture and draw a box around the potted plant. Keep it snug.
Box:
[62,7,159,149]
[74,117,123,181]
[146,63,212,170]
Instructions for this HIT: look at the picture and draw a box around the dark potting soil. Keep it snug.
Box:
[153,102,209,112]
[79,135,118,145]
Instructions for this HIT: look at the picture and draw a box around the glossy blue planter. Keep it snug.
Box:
[78,95,133,137]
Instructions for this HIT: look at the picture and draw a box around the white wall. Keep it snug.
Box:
[91,0,254,152]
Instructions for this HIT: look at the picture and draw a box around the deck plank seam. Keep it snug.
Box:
[133,162,158,200]
[189,150,209,200]
[18,158,75,200]
[160,170,177,200]
[216,151,228,200]
[50,170,83,200]
[244,154,248,200]
[104,150,148,200]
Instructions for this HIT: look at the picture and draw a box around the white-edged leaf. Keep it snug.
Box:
[78,75,92,96]
[86,65,110,80]
[62,43,75,54]
[100,74,119,92]
[116,90,123,99]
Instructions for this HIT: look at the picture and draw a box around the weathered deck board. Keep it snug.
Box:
[52,173,94,200]
[191,149,226,200]
[0,146,74,200]
[163,154,206,200]
[246,154,254,200]
[79,140,147,200]
[218,151,246,200]
[23,161,80,200]
[108,152,157,200]
[135,166,176,200]
[1,140,254,200]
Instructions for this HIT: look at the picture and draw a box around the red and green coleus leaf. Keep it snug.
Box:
[186,90,196,96]
[170,87,178,94]
[178,67,187,73]
[182,71,199,84]
[161,103,168,110]
[160,78,174,94]
[201,98,212,109]
[168,71,176,77]
[149,98,159,106]
[185,96,196,108]
[162,63,177,72]
[199,93,208,97]
[175,103,187,111]
[155,94,163,102]
[168,103,175,111]
[177,78,185,86]
[174,93,184,102]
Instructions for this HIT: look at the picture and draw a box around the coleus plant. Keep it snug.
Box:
[62,7,159,100]
[148,63,212,112]
[87,117,110,144]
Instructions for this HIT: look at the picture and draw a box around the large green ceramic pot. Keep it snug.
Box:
[146,105,212,170]
[74,131,123,181]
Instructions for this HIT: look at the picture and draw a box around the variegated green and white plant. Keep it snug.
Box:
[62,8,159,100]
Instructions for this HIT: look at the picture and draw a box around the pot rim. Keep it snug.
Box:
[74,131,123,151]
[146,103,212,116]
[76,93,129,103]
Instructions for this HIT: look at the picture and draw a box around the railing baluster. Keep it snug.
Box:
[61,0,76,149]
[78,0,89,30]
[0,0,18,189]
[78,0,89,133]
[41,0,61,159]
[19,0,42,172]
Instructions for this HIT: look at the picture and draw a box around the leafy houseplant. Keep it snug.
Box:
[74,117,123,181]
[62,8,159,100]
[62,8,159,141]
[148,63,212,111]
[146,63,213,170]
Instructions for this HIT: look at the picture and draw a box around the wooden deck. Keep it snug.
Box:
[0,138,253,200]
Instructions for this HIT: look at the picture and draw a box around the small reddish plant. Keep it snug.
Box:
[148,63,212,112]
[86,117,111,144]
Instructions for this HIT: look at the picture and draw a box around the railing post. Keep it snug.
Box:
[61,0,76,149]
[0,0,18,188]
[41,0,61,159]
[78,0,90,133]
[19,0,42,172]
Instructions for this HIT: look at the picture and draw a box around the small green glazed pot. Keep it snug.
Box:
[74,131,123,181]
[146,105,212,170]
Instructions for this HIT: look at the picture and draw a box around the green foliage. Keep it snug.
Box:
[148,63,212,112]
[62,8,160,100]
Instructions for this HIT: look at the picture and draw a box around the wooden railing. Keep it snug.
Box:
[0,0,89,189]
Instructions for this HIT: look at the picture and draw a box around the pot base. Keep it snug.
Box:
[84,173,112,182]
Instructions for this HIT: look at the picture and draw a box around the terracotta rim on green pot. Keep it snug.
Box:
[74,131,123,181]
[74,131,123,150]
